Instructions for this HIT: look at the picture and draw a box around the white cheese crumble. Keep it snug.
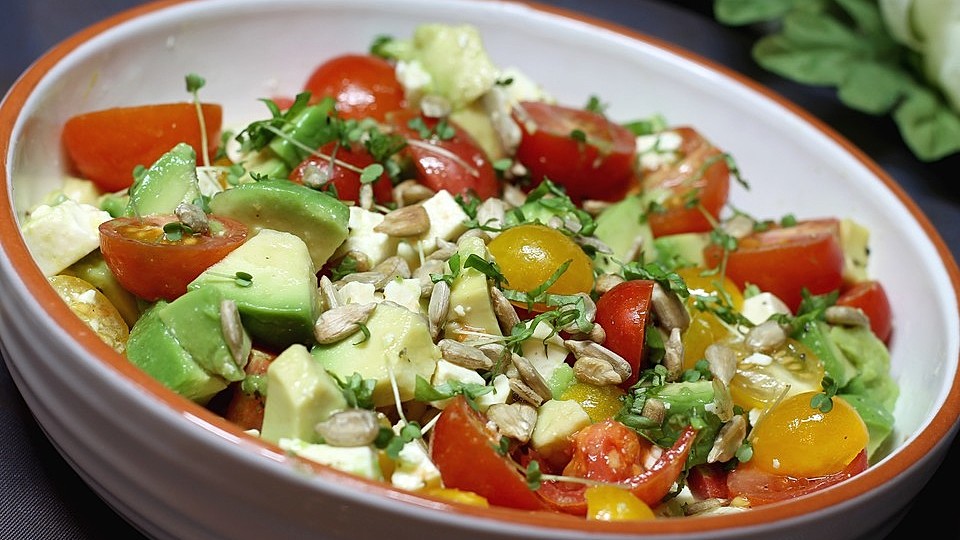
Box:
[21,200,112,276]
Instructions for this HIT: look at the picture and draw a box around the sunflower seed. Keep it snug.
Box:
[564,339,632,381]
[393,179,436,207]
[652,282,690,332]
[428,280,451,340]
[745,319,787,353]
[318,275,340,311]
[358,183,374,211]
[721,214,756,239]
[413,259,446,297]
[824,305,871,328]
[486,402,537,443]
[475,198,507,231]
[315,409,381,447]
[573,357,623,386]
[510,353,552,402]
[372,255,411,282]
[595,273,625,296]
[314,302,377,344]
[175,202,210,234]
[508,378,544,407]
[439,338,493,370]
[220,299,248,369]
[489,286,521,334]
[704,343,737,386]
[708,414,746,463]
[374,205,431,237]
[663,327,684,381]
[641,398,666,425]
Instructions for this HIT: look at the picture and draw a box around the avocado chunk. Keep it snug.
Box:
[260,344,348,444]
[830,325,899,412]
[157,286,250,383]
[209,179,349,270]
[278,439,383,480]
[793,319,857,388]
[125,142,203,217]
[312,301,441,408]
[531,399,592,466]
[593,194,656,273]
[652,232,710,269]
[444,235,502,340]
[125,304,227,404]
[188,229,320,350]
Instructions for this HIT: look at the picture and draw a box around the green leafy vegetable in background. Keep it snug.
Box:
[713,0,960,162]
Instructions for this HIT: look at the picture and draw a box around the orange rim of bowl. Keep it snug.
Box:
[0,0,958,535]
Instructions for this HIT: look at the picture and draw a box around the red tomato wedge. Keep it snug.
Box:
[430,395,545,511]
[594,279,656,388]
[512,101,637,203]
[62,103,222,193]
[703,218,844,312]
[388,110,500,200]
[726,449,868,506]
[536,422,697,515]
[289,141,394,204]
[221,348,277,431]
[99,215,248,302]
[837,280,893,343]
[686,462,731,500]
[304,53,405,122]
[642,126,730,237]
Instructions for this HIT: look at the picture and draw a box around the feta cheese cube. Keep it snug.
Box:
[21,200,112,276]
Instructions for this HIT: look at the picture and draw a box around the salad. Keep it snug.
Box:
[21,23,899,520]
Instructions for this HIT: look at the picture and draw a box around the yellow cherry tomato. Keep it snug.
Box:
[681,310,738,371]
[487,223,594,297]
[48,274,129,353]
[423,487,490,508]
[727,338,824,411]
[750,391,868,478]
[675,266,744,311]
[559,381,625,422]
[585,485,656,521]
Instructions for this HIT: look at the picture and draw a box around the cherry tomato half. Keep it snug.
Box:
[594,279,656,388]
[511,101,637,203]
[703,218,844,312]
[642,126,730,237]
[837,280,893,343]
[289,141,394,204]
[727,449,868,507]
[304,54,406,122]
[99,214,248,302]
[389,110,500,199]
[430,395,544,511]
[62,103,223,193]
[221,348,277,432]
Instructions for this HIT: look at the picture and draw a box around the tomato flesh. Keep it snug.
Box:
[594,279,655,387]
[289,141,394,204]
[837,280,893,343]
[62,103,222,193]
[703,218,844,312]
[304,54,405,121]
[512,101,637,203]
[430,395,544,510]
[99,215,248,302]
[727,450,868,506]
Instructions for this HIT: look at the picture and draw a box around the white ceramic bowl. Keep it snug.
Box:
[2,1,959,539]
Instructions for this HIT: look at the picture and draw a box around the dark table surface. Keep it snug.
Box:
[1,1,957,538]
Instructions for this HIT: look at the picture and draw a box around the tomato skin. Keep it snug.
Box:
[288,141,394,204]
[837,280,893,343]
[686,463,731,500]
[99,215,248,302]
[726,449,868,506]
[430,395,545,511]
[512,101,637,203]
[221,348,276,431]
[703,218,844,312]
[594,280,656,388]
[389,110,500,199]
[62,103,223,193]
[642,126,730,237]
[304,54,405,121]
[537,423,697,515]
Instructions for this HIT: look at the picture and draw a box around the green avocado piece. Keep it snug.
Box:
[125,304,227,404]
[62,250,141,327]
[209,179,349,270]
[793,319,857,388]
[260,344,348,444]
[125,142,203,217]
[405,24,499,110]
[652,232,710,269]
[830,325,900,413]
[157,286,249,383]
[838,392,896,462]
[312,301,441,408]
[188,229,320,350]
[592,194,656,273]
[444,235,502,340]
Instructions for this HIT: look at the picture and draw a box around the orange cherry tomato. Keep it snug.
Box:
[511,101,637,203]
[429,395,545,511]
[536,422,697,515]
[62,103,223,193]
[594,279,656,388]
[703,218,844,312]
[642,126,730,237]
[99,214,248,302]
[487,223,595,300]
[303,54,406,121]
[727,450,868,507]
[388,110,500,199]
[837,280,893,343]
[288,141,394,205]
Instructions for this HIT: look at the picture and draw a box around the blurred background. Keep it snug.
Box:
[1,1,957,538]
